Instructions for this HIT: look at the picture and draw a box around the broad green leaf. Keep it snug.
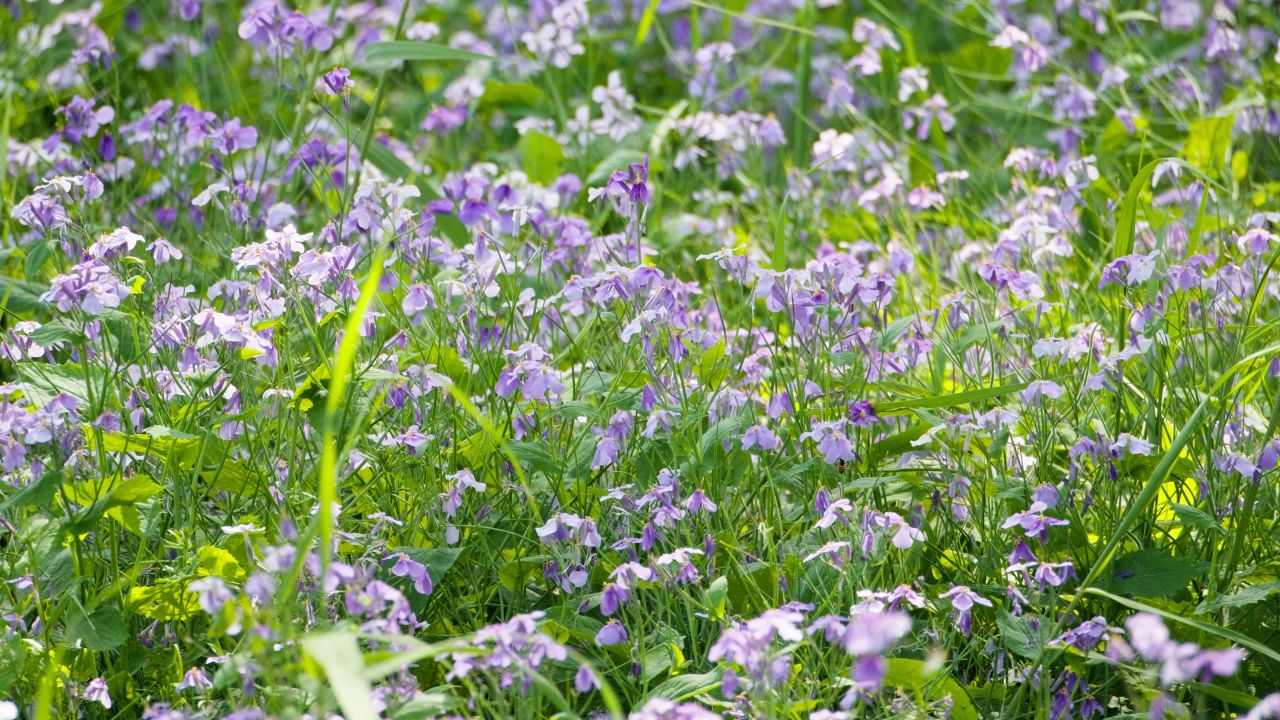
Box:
[66,605,127,652]
[302,631,378,720]
[395,547,463,583]
[477,81,543,111]
[1181,114,1234,177]
[0,276,49,313]
[645,671,721,702]
[883,658,978,720]
[996,610,1054,661]
[0,470,61,511]
[518,131,563,185]
[543,605,604,644]
[1110,549,1208,598]
[197,546,246,581]
[128,581,200,621]
[391,690,458,719]
[23,238,53,281]
[703,576,728,618]
[695,339,727,385]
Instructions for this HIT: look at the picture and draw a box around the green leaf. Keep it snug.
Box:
[477,81,543,112]
[362,41,495,64]
[877,380,1030,413]
[395,547,463,583]
[645,671,721,702]
[876,315,918,350]
[1,470,62,511]
[883,658,978,720]
[703,576,728,618]
[24,238,53,281]
[67,605,127,652]
[635,0,662,45]
[1112,158,1169,259]
[1197,582,1280,614]
[695,339,727,386]
[302,631,378,720]
[694,417,743,466]
[505,440,565,475]
[1084,587,1280,664]
[127,581,200,621]
[1168,503,1222,534]
[1109,549,1208,598]
[1181,114,1234,177]
[518,131,563,185]
[0,637,25,693]
[197,546,246,581]
[392,690,459,719]
[0,276,49,313]
[587,149,647,185]
[543,605,604,644]
[996,610,1053,661]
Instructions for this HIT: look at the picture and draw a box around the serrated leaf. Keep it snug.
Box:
[996,610,1053,660]
[1197,582,1280,613]
[1110,549,1208,598]
[1168,503,1222,533]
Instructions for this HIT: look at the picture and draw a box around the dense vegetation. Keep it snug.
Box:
[2,0,1280,718]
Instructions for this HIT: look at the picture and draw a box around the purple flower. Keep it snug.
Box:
[172,0,202,21]
[318,67,352,96]
[741,423,779,451]
[801,420,856,465]
[939,586,992,636]
[45,96,114,151]
[209,118,258,154]
[1001,502,1069,544]
[574,666,597,693]
[84,678,112,709]
[388,552,433,596]
[592,436,619,469]
[175,667,212,693]
[595,620,629,646]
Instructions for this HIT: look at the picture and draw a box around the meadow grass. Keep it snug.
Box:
[0,1,1279,719]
